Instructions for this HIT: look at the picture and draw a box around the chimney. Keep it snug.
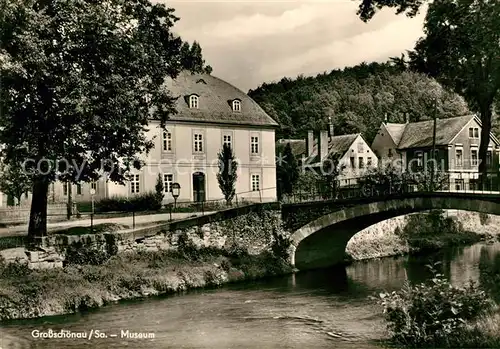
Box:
[306,131,314,157]
[318,130,329,162]
[405,113,410,124]
[328,116,334,140]
[384,113,388,123]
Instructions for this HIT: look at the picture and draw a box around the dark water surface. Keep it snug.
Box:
[2,242,500,349]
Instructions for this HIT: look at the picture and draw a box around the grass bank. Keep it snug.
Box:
[0,247,292,321]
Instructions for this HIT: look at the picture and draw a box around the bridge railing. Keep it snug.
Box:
[282,175,500,204]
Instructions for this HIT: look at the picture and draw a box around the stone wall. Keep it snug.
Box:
[0,207,285,269]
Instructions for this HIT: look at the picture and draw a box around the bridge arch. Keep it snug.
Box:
[289,196,500,270]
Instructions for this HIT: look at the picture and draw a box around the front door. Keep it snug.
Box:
[192,172,206,202]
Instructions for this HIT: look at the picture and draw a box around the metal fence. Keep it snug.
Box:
[0,204,68,225]
[282,174,500,204]
[74,186,279,232]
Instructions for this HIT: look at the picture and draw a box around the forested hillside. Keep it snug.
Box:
[248,62,472,143]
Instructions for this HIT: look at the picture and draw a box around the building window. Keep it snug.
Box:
[232,100,241,112]
[471,149,478,166]
[251,136,259,154]
[223,134,232,148]
[367,157,372,167]
[415,151,423,167]
[189,95,199,109]
[91,182,97,191]
[63,182,68,196]
[194,133,203,153]
[455,179,465,191]
[487,150,492,166]
[469,127,479,138]
[131,175,140,194]
[358,157,364,169]
[456,149,463,167]
[350,157,356,168]
[251,174,260,191]
[163,174,173,193]
[76,183,82,195]
[163,131,172,151]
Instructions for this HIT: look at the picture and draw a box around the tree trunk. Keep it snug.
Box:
[28,178,50,240]
[67,182,72,220]
[478,106,493,190]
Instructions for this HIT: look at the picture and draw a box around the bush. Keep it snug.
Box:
[65,242,111,266]
[271,228,291,261]
[397,210,481,251]
[376,264,494,348]
[87,192,163,213]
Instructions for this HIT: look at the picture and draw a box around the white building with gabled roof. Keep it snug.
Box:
[2,71,279,206]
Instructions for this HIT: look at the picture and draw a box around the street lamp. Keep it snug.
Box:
[90,188,96,234]
[171,183,180,209]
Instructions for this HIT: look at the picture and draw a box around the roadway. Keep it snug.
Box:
[0,211,216,237]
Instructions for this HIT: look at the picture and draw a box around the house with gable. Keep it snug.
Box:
[278,122,378,187]
[371,114,500,190]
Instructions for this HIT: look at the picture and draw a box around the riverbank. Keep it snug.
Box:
[0,247,292,321]
[347,210,500,261]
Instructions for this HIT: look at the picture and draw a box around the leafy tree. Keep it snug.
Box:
[318,153,344,199]
[408,0,500,185]
[295,171,321,198]
[249,64,469,143]
[217,144,238,205]
[0,162,32,206]
[0,0,209,238]
[357,0,427,22]
[180,41,213,74]
[276,143,300,200]
[154,174,164,210]
[358,163,405,196]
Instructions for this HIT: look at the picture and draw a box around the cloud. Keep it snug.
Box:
[156,1,426,91]
[179,4,332,42]
[257,10,425,83]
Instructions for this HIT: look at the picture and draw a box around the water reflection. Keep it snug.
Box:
[1,243,500,349]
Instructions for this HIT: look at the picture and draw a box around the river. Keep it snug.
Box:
[1,242,500,349]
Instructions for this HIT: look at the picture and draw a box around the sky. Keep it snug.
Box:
[157,0,426,92]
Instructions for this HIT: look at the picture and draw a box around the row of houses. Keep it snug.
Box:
[1,70,498,207]
[280,114,500,191]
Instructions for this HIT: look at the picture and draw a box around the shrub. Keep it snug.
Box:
[0,258,31,278]
[271,227,291,261]
[376,264,494,348]
[479,212,490,225]
[397,210,481,251]
[83,192,163,213]
[65,242,111,266]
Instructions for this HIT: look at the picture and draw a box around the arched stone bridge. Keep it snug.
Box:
[281,192,500,270]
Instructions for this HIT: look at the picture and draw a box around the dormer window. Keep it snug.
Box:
[189,95,199,109]
[232,99,241,112]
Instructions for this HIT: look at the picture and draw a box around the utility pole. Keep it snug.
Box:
[430,98,438,191]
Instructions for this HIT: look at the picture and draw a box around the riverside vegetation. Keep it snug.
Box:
[376,264,500,348]
[0,240,292,321]
[0,210,293,321]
